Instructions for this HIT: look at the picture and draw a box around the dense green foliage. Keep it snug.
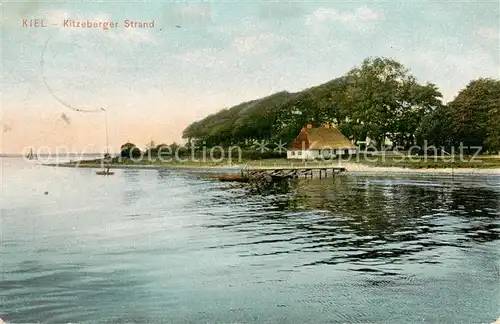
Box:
[181,57,500,153]
[117,141,285,160]
[417,78,500,152]
[120,142,141,158]
[450,79,500,152]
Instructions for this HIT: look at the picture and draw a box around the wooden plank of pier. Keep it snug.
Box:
[246,164,346,171]
[241,164,347,181]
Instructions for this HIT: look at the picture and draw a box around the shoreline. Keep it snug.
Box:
[41,162,500,175]
[41,162,244,171]
[341,162,500,175]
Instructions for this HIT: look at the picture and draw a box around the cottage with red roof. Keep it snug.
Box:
[287,123,357,159]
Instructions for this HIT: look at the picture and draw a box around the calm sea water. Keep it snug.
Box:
[1,158,499,323]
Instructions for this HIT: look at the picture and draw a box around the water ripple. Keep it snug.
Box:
[1,161,499,324]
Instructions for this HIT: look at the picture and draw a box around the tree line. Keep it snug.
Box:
[117,140,283,160]
[180,57,500,154]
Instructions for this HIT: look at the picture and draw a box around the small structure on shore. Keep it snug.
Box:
[96,167,114,175]
[287,123,357,159]
[26,148,37,160]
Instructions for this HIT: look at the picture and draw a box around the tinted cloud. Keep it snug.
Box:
[162,3,213,26]
[231,33,283,55]
[305,6,384,32]
[0,1,43,24]
[258,3,305,20]
[476,26,499,42]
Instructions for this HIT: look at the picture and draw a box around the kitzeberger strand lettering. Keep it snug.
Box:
[123,20,155,28]
[63,20,118,30]
[61,19,155,30]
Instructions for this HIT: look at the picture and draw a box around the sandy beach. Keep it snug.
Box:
[340,162,500,175]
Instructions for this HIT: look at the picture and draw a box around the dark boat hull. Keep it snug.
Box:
[96,171,114,175]
[218,174,248,182]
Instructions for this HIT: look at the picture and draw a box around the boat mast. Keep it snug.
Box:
[101,107,109,155]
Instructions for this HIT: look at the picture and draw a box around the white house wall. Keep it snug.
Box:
[286,148,358,159]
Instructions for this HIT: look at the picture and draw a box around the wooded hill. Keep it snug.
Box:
[182,57,500,153]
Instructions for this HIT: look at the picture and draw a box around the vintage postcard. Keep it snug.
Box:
[1,1,499,323]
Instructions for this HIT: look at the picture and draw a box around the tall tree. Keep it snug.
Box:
[181,57,443,151]
[415,105,454,150]
[486,105,500,153]
[120,142,141,158]
[448,78,500,152]
[341,57,442,148]
[274,77,346,143]
[232,91,292,145]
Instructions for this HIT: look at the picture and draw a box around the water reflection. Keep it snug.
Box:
[157,169,170,180]
[450,187,500,216]
[3,163,500,324]
[203,174,500,270]
[121,170,143,205]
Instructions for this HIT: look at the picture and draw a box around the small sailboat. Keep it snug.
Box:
[26,148,37,160]
[96,107,114,176]
[96,167,114,175]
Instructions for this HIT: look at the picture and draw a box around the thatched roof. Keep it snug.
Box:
[289,125,356,150]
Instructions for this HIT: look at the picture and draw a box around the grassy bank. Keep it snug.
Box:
[248,154,500,169]
[62,158,244,168]
[56,154,500,170]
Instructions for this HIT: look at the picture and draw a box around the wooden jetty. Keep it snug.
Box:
[245,165,346,180]
[218,164,347,182]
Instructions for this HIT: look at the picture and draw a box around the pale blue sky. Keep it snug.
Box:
[1,1,499,153]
